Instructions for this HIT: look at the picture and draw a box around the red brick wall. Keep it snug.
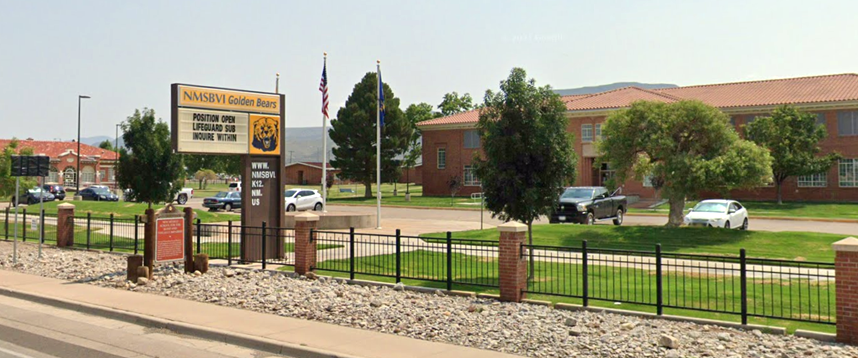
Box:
[836,248,858,344]
[284,164,341,185]
[421,108,858,202]
[498,227,527,302]
[397,166,422,185]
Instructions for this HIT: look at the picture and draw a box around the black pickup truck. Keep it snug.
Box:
[550,186,627,225]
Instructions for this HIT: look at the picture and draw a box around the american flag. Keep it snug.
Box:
[319,60,329,118]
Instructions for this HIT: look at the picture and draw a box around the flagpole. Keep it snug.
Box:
[321,53,328,213]
[376,60,382,229]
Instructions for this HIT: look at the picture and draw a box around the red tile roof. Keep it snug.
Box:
[418,73,858,127]
[0,139,118,161]
[286,162,337,170]
[654,73,858,108]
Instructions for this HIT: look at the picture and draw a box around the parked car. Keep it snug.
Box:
[42,185,66,200]
[203,191,242,211]
[123,187,193,204]
[684,199,749,230]
[228,182,241,192]
[550,186,626,225]
[10,187,56,206]
[79,186,119,201]
[284,189,323,212]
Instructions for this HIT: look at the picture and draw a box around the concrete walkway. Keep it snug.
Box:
[0,270,521,358]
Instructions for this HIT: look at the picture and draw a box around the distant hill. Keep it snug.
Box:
[83,136,123,149]
[554,82,678,96]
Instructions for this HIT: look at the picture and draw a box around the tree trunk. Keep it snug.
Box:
[666,195,686,227]
[364,181,372,198]
[527,221,534,280]
[776,181,783,205]
[406,170,410,194]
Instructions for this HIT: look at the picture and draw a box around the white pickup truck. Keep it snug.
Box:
[123,187,194,204]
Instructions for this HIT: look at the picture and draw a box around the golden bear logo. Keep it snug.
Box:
[251,117,279,153]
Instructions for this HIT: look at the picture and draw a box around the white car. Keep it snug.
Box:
[284,189,323,212]
[684,199,749,229]
[228,182,241,192]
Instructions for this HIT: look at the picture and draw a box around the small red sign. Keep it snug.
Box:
[156,217,185,263]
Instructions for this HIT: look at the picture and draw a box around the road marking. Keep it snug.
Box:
[0,346,36,358]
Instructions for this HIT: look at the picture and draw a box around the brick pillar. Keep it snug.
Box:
[834,237,858,345]
[56,203,75,247]
[498,221,528,302]
[294,212,319,275]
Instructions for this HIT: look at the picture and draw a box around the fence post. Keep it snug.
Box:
[740,248,748,326]
[294,212,319,275]
[349,227,355,280]
[497,222,527,302]
[446,232,453,291]
[196,218,201,254]
[834,237,858,345]
[109,213,114,252]
[22,207,27,242]
[396,229,402,284]
[582,240,588,307]
[656,243,663,316]
[4,206,9,240]
[56,203,75,247]
[86,212,91,249]
[133,215,139,255]
[227,220,233,266]
[261,221,267,270]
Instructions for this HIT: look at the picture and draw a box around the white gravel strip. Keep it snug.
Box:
[1,241,855,358]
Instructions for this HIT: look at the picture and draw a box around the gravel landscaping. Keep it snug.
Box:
[2,241,857,358]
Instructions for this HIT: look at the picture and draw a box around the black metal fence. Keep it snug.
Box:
[192,220,295,268]
[313,229,499,290]
[524,241,836,325]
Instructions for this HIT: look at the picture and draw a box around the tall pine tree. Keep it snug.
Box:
[330,72,410,198]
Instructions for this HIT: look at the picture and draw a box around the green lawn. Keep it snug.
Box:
[422,224,846,262]
[287,249,835,334]
[9,201,235,223]
[629,200,858,221]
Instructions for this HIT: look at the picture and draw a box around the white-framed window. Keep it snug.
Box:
[595,124,602,140]
[837,111,858,136]
[642,174,654,188]
[48,167,58,183]
[797,172,827,188]
[63,168,75,187]
[437,148,446,169]
[463,165,480,186]
[840,159,858,187]
[81,166,96,184]
[463,130,480,149]
[581,124,593,143]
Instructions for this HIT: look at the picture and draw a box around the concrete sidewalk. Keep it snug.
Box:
[0,270,521,358]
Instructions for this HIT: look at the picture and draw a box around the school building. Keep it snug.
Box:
[416,74,858,202]
[0,139,119,190]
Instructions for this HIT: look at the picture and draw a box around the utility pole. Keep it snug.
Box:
[76,95,91,196]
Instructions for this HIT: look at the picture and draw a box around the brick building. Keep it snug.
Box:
[417,74,858,202]
[284,162,341,185]
[0,139,119,190]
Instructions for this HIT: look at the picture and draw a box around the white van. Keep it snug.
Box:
[228,182,241,192]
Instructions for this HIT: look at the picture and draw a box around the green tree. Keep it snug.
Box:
[402,103,438,195]
[184,155,240,178]
[330,72,411,198]
[745,105,842,204]
[193,169,217,190]
[439,91,474,116]
[116,108,184,209]
[599,100,773,226]
[475,68,578,276]
[98,140,114,151]
[0,139,37,201]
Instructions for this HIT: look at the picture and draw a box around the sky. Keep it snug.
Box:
[2,0,858,140]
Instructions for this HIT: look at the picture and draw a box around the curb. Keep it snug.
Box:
[625,212,858,224]
[0,286,363,358]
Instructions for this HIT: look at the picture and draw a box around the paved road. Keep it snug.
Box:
[0,295,286,358]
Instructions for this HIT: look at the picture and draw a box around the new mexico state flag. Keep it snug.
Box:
[249,114,281,155]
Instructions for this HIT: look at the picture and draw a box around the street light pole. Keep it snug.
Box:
[76,95,91,196]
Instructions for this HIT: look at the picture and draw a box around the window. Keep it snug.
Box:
[63,168,75,187]
[582,124,593,142]
[643,174,654,188]
[437,148,446,169]
[841,159,858,187]
[798,172,828,188]
[48,167,58,183]
[463,165,480,186]
[81,167,95,184]
[463,130,480,149]
[816,113,826,127]
[729,117,737,127]
[837,111,858,136]
[595,124,602,140]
